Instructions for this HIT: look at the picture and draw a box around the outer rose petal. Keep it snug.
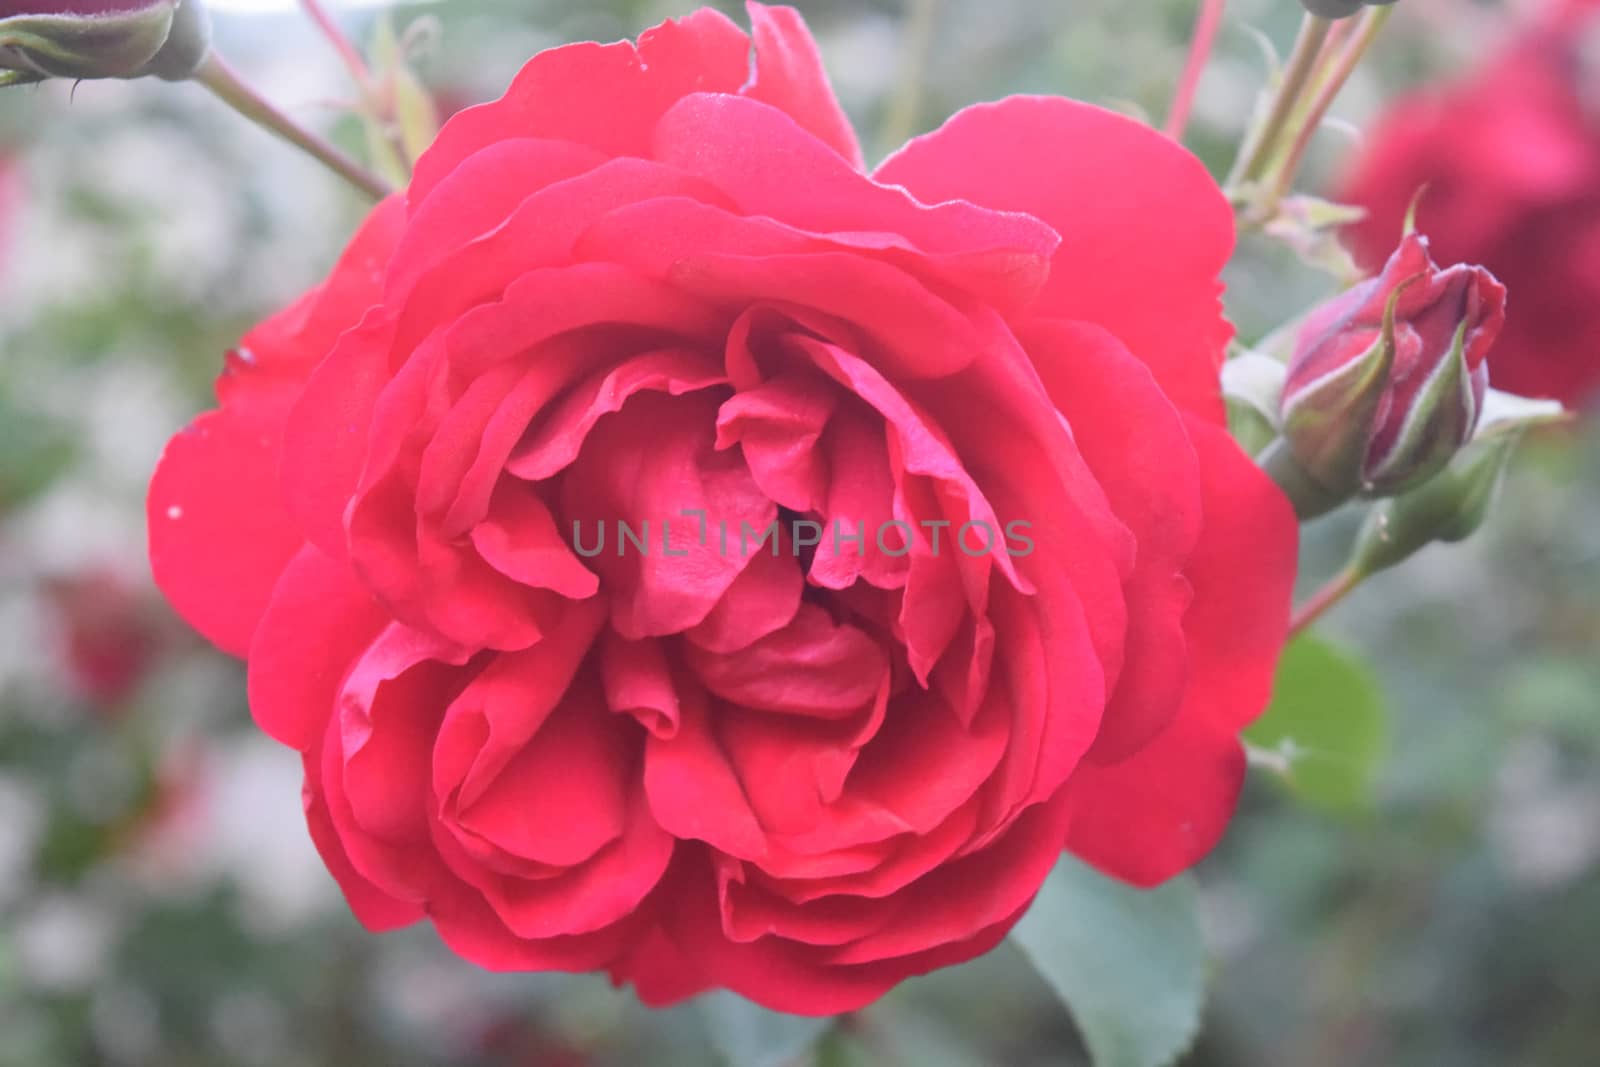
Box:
[648,93,1059,281]
[652,844,1030,1016]
[147,201,404,656]
[411,5,864,203]
[147,405,306,658]
[1061,707,1247,888]
[409,10,752,206]
[236,198,407,381]
[248,546,388,751]
[1062,418,1296,885]
[875,96,1236,422]
[1022,318,1201,763]
[744,3,864,168]
[303,757,425,932]
[1177,417,1298,732]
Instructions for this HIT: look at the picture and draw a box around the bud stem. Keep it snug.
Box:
[1263,4,1394,207]
[1226,13,1333,189]
[192,51,392,201]
[300,0,373,88]
[1165,0,1228,140]
[1288,566,1362,638]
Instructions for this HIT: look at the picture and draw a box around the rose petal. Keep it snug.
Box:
[744,2,864,168]
[1022,318,1201,763]
[408,10,753,205]
[247,546,387,750]
[1178,417,1298,732]
[876,96,1235,421]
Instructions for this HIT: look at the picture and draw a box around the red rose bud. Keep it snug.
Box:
[0,0,210,86]
[1281,232,1506,503]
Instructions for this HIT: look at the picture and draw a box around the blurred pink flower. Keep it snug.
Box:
[0,156,19,283]
[44,567,166,709]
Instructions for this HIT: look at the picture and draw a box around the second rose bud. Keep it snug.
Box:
[0,0,210,86]
[1280,232,1507,506]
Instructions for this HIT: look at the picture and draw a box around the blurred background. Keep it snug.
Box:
[0,0,1597,1063]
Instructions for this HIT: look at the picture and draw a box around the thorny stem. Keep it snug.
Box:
[193,51,392,201]
[1165,0,1227,140]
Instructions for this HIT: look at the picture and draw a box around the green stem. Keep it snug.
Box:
[1226,13,1333,189]
[192,51,392,201]
[1263,5,1394,206]
[1289,566,1362,638]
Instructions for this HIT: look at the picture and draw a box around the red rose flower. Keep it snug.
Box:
[147,4,1296,1014]
[1338,0,1600,408]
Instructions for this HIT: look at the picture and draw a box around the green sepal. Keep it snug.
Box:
[1280,276,1414,498]
[1361,317,1478,493]
[1349,389,1566,575]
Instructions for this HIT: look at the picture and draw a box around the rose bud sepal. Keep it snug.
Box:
[1348,390,1567,576]
[1268,279,1409,518]
[1360,315,1483,492]
[0,0,210,87]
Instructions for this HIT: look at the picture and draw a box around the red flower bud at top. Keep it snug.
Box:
[0,0,210,86]
[1281,232,1507,497]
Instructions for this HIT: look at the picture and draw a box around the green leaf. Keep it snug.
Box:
[1010,857,1207,1067]
[1245,634,1387,813]
[696,991,832,1067]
